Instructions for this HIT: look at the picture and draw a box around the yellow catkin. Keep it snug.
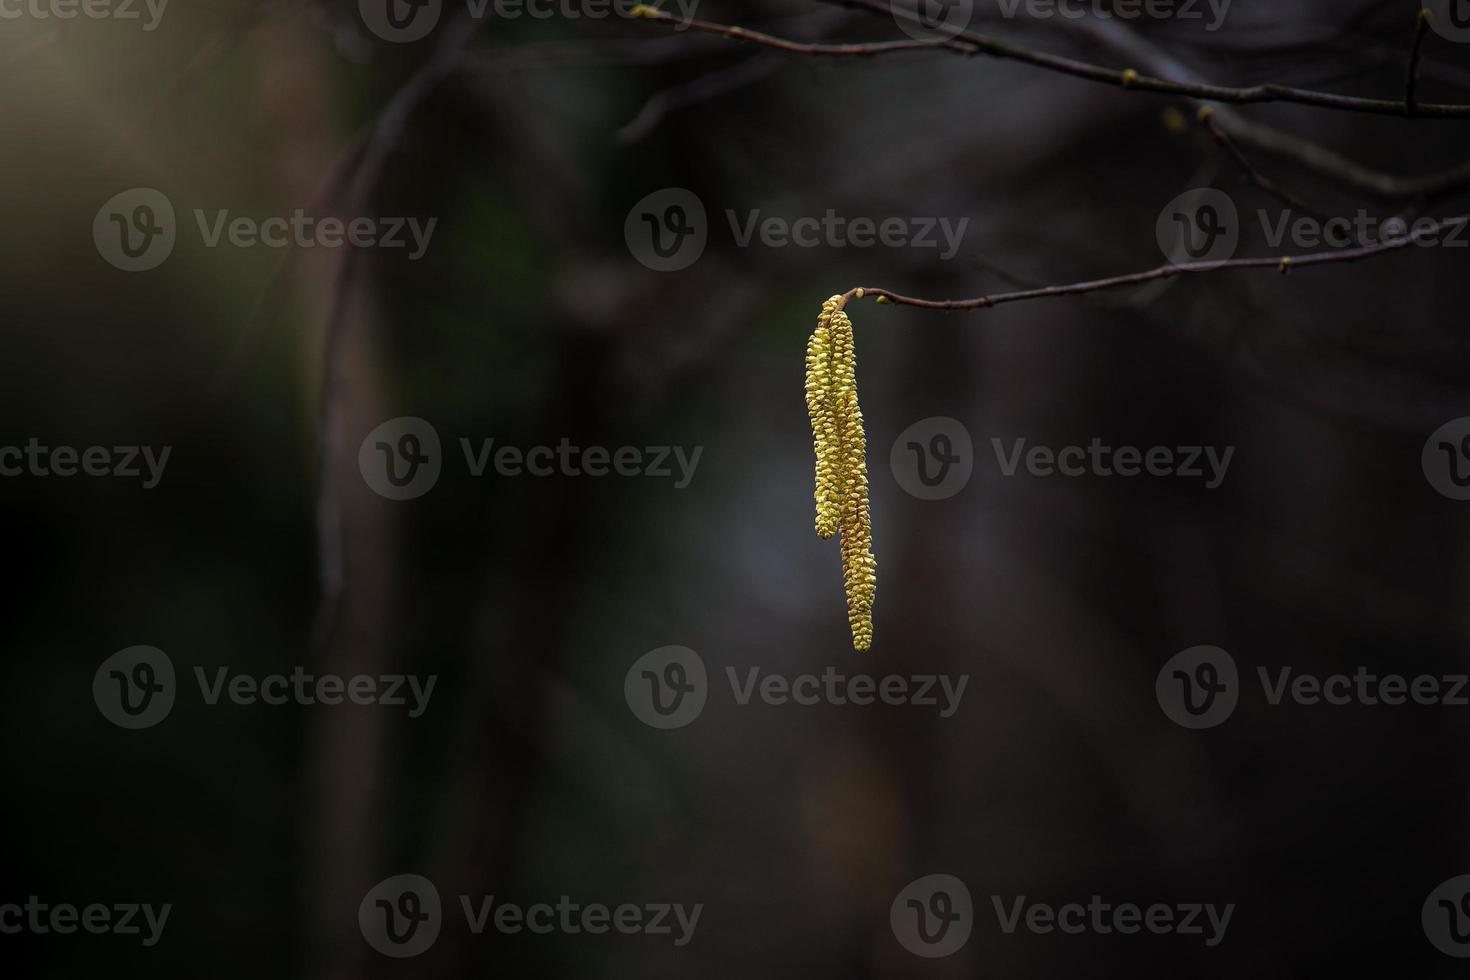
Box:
[807,298,842,539]
[827,304,877,651]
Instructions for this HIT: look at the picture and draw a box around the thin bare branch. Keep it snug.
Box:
[1196,107,1327,219]
[1407,8,1432,118]
[633,8,972,57]
[955,5,1470,205]
[835,213,1467,312]
[103,6,263,167]
[313,12,483,654]
[1,25,62,66]
[617,53,782,143]
[632,3,1470,118]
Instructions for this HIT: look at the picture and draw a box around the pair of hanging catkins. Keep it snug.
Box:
[806,294,876,651]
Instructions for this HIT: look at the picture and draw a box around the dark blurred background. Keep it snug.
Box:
[4,0,1470,976]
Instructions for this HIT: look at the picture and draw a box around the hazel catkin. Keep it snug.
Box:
[806,298,841,539]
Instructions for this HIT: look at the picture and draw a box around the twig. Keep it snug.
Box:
[1,25,62,66]
[632,3,1470,118]
[632,8,972,58]
[1206,110,1470,205]
[617,53,782,143]
[960,5,1470,205]
[102,6,263,168]
[613,6,854,141]
[1195,107,1327,220]
[851,0,1470,118]
[834,213,1466,312]
[1407,8,1432,118]
[313,11,484,655]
